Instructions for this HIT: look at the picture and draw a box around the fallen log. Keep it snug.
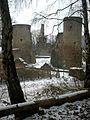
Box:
[36,90,90,108]
[0,101,39,118]
[0,90,90,118]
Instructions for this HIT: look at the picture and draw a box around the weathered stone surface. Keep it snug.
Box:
[63,17,82,69]
[13,24,36,64]
[69,67,85,80]
[51,33,63,68]
[51,17,82,69]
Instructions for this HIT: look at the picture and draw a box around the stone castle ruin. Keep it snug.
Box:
[36,24,53,56]
[13,24,36,64]
[0,16,84,80]
[51,17,82,69]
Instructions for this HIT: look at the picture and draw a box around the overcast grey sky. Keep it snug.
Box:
[9,0,90,35]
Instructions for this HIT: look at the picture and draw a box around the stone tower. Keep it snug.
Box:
[51,17,82,69]
[37,24,46,47]
[63,17,82,69]
[12,24,36,64]
[36,24,48,55]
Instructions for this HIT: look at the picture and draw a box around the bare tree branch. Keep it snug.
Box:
[33,12,63,20]
[45,0,79,17]
[69,9,83,16]
[46,0,57,10]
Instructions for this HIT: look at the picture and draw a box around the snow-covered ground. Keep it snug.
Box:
[0,73,84,120]
[27,56,51,68]
[24,98,90,120]
[0,71,84,105]
[0,57,86,120]
[1,96,90,120]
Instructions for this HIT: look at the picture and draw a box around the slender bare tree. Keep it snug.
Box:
[0,0,25,104]
[82,0,90,88]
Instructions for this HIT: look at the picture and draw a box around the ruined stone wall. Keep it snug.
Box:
[63,17,82,69]
[13,24,36,63]
[51,17,82,69]
[51,33,64,68]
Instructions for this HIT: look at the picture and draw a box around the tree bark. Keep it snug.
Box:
[0,0,25,104]
[82,0,90,88]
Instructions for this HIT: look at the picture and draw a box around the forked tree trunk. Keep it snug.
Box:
[82,0,90,88]
[0,0,25,104]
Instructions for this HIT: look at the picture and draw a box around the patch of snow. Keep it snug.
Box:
[28,57,51,68]
[58,90,88,99]
[70,67,83,70]
[35,55,50,58]
[82,61,86,72]
[24,97,90,120]
[19,57,25,62]
[0,57,85,120]
[23,61,27,65]
[0,46,2,54]
[12,48,20,51]
[0,74,85,120]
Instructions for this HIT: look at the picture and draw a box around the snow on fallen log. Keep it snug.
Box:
[35,90,90,108]
[0,101,39,118]
[0,90,90,118]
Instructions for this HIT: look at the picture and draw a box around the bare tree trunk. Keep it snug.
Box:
[0,0,25,104]
[82,0,90,88]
